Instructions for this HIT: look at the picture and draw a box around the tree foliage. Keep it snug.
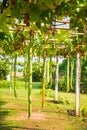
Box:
[0,56,10,80]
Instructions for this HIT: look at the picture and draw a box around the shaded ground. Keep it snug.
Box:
[0,86,87,130]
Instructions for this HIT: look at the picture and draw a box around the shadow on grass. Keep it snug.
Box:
[0,101,7,107]
[0,123,12,130]
[7,126,45,130]
[0,110,9,118]
[0,100,12,130]
[32,82,42,89]
[46,99,59,104]
[16,77,25,82]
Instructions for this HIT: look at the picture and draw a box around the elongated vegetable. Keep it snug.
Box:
[67,56,69,92]
[42,56,46,108]
[70,57,74,90]
[9,55,13,94]
[14,53,17,98]
[46,58,50,86]
[27,46,32,118]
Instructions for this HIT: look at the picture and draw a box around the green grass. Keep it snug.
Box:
[0,81,87,130]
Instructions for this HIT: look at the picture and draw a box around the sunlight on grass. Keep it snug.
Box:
[0,81,87,130]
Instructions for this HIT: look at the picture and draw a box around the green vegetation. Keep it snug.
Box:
[0,57,10,80]
[81,106,87,117]
[0,80,10,88]
[1,57,87,94]
[0,0,87,127]
[0,81,87,130]
[32,62,42,82]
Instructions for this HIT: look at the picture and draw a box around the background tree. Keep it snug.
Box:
[0,56,10,80]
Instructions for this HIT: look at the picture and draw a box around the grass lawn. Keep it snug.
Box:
[0,81,87,130]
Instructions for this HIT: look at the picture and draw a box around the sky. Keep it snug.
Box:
[17,56,64,64]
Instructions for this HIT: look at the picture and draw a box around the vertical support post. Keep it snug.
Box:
[54,56,59,101]
[49,56,52,88]
[76,52,80,116]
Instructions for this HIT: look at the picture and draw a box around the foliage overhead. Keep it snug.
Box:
[0,0,87,56]
[0,0,86,28]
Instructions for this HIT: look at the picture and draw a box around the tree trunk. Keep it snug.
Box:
[27,47,32,118]
[75,52,80,116]
[14,53,17,98]
[67,56,69,92]
[42,56,46,108]
[54,56,59,102]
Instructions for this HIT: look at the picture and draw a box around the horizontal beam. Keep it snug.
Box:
[49,26,69,30]
[9,29,16,31]
[55,20,69,24]
[71,32,84,35]
[49,38,58,41]
[15,23,26,26]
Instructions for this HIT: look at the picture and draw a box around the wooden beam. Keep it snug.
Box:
[9,28,16,31]
[49,26,69,30]
[49,38,58,41]
[55,20,70,24]
[71,32,84,35]
[25,29,29,32]
[15,23,26,26]
[69,36,77,39]
[57,45,68,49]
[39,45,68,50]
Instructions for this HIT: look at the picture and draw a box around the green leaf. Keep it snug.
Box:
[28,4,40,22]
[45,0,51,4]
[55,0,64,5]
